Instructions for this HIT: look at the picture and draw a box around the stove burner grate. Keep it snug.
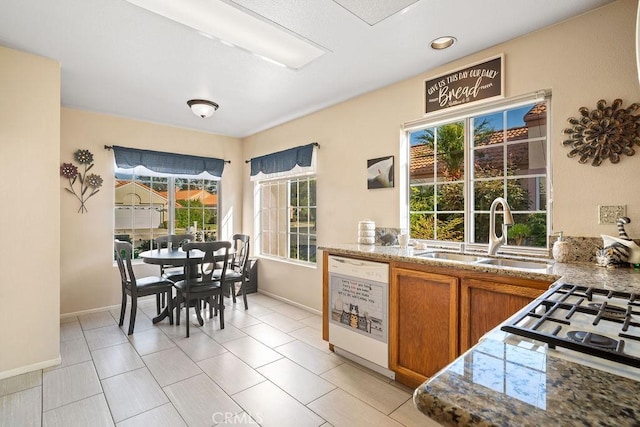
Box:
[500,282,640,368]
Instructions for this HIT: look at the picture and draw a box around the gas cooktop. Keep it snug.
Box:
[500,283,640,376]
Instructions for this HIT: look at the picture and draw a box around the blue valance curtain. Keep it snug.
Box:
[112,145,225,179]
[250,143,315,180]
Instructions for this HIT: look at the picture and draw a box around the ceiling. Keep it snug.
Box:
[0,0,614,138]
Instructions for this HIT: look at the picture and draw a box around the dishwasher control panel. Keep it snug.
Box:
[327,255,389,282]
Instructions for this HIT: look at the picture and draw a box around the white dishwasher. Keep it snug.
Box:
[327,255,392,378]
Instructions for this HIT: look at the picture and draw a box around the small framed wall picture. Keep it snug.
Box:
[367,156,394,189]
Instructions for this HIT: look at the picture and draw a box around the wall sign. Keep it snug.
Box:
[425,55,504,114]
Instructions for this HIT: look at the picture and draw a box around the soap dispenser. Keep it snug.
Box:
[552,231,570,263]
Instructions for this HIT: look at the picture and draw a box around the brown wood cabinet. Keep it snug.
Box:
[389,268,459,388]
[459,278,547,353]
[387,262,552,388]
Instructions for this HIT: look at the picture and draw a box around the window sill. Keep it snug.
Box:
[256,254,317,269]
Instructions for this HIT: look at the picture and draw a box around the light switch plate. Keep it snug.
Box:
[598,205,626,224]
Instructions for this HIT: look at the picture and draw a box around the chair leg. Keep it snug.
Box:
[156,294,161,315]
[218,291,225,329]
[185,294,190,338]
[195,301,204,326]
[167,291,174,325]
[176,293,181,326]
[231,281,237,303]
[128,297,137,335]
[208,297,214,318]
[119,291,127,326]
[241,281,248,310]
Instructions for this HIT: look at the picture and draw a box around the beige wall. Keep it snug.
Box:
[60,109,243,314]
[242,0,640,311]
[0,46,61,377]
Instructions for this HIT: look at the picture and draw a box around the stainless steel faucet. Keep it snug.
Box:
[488,197,514,255]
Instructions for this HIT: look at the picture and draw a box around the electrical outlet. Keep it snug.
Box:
[598,205,626,224]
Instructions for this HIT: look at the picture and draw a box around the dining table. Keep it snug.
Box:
[139,246,234,325]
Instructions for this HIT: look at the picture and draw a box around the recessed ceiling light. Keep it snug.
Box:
[124,0,326,70]
[430,36,456,50]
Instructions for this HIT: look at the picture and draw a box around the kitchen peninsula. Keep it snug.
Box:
[320,244,640,426]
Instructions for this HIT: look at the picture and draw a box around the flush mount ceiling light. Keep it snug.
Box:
[124,0,326,69]
[430,36,456,50]
[187,99,219,118]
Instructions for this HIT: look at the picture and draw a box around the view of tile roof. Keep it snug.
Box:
[170,189,218,206]
[115,181,218,206]
[410,103,546,179]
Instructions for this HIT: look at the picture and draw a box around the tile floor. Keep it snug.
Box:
[0,293,439,427]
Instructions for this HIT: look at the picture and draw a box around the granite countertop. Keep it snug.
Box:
[320,243,640,293]
[413,336,640,426]
[320,243,640,426]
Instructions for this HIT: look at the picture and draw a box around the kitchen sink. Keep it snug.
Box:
[416,251,486,263]
[414,250,554,271]
[475,258,553,271]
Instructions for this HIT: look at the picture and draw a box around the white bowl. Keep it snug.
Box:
[358,236,375,245]
[358,221,375,230]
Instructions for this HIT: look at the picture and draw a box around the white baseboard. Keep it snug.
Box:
[60,304,123,320]
[255,290,321,316]
[0,356,62,381]
[60,296,156,320]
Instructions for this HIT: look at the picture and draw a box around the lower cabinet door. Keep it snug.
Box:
[389,268,459,388]
[459,278,544,353]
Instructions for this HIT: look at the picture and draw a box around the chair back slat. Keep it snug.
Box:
[231,234,250,273]
[183,241,231,285]
[114,240,137,293]
[155,234,195,249]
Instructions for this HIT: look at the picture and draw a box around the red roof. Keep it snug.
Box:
[158,189,218,206]
[410,103,546,180]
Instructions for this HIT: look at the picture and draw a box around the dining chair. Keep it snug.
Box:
[153,234,195,313]
[216,234,251,310]
[173,240,231,337]
[114,240,174,335]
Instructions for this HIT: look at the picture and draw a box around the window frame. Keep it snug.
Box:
[402,91,552,256]
[254,175,317,267]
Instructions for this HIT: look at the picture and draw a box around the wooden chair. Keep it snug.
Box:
[173,241,231,337]
[217,234,251,310]
[153,234,195,313]
[114,240,174,335]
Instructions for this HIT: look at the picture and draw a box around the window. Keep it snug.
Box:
[257,176,317,263]
[114,174,219,256]
[408,96,549,252]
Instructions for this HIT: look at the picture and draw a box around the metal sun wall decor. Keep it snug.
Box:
[60,149,103,213]
[562,98,640,166]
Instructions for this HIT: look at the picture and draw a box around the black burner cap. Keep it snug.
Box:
[567,331,618,350]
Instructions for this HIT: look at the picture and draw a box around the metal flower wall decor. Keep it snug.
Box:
[60,149,103,213]
[562,99,640,166]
